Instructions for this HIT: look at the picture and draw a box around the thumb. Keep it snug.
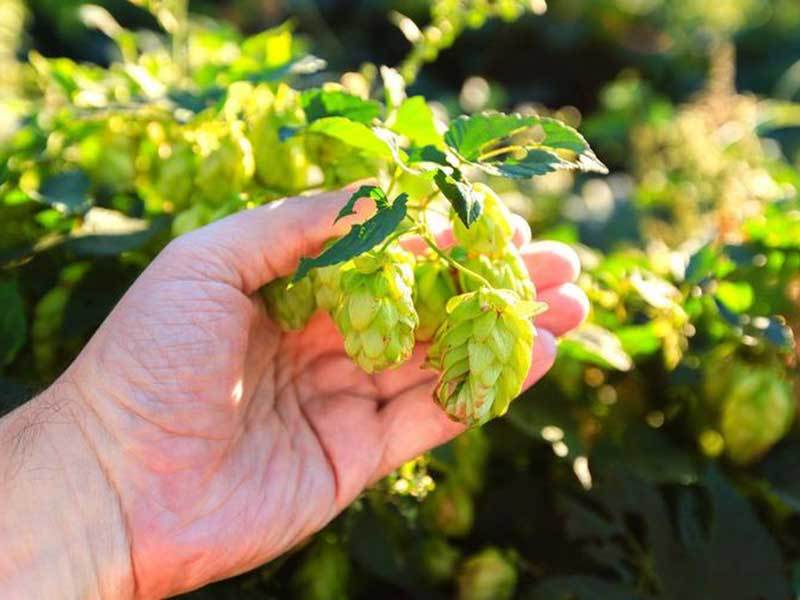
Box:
[160,187,375,294]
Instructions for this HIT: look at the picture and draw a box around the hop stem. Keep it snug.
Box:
[420,232,494,289]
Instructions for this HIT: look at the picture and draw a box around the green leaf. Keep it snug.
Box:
[293,192,408,282]
[335,185,389,221]
[38,171,92,215]
[390,96,442,148]
[307,117,392,159]
[445,112,535,161]
[616,323,662,358]
[433,169,482,227]
[559,324,633,371]
[685,243,719,285]
[714,281,753,312]
[445,112,607,178]
[0,280,26,366]
[301,89,381,124]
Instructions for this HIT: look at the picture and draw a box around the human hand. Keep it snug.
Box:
[0,188,588,598]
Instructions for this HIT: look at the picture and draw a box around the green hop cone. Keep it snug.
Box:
[452,183,514,256]
[291,535,350,600]
[421,481,475,538]
[334,245,418,373]
[419,536,461,584]
[720,366,795,465]
[456,243,535,301]
[261,276,317,331]
[311,263,343,313]
[414,252,458,342]
[456,547,518,600]
[427,288,542,426]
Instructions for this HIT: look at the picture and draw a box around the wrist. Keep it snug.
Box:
[0,378,135,599]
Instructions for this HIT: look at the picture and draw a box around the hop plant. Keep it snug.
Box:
[291,535,350,600]
[456,547,518,600]
[419,536,461,584]
[720,366,795,465]
[414,252,458,341]
[427,288,542,426]
[456,243,535,301]
[452,183,515,256]
[261,276,317,331]
[421,480,475,537]
[334,245,419,373]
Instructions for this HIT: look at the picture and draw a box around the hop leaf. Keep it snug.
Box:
[451,183,514,256]
[456,242,535,301]
[427,288,543,426]
[456,547,518,600]
[261,276,317,331]
[414,252,458,341]
[334,245,419,373]
[720,366,795,465]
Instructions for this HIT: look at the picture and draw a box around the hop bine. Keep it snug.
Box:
[334,245,419,373]
[427,288,546,427]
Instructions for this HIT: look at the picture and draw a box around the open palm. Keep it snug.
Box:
[64,189,588,598]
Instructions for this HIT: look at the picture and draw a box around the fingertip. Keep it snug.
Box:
[535,283,589,336]
[522,328,557,390]
[510,213,532,247]
[522,241,581,290]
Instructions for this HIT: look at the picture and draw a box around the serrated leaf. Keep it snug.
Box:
[38,171,92,215]
[0,280,26,366]
[293,192,408,282]
[335,185,388,221]
[301,89,381,124]
[559,324,633,371]
[433,169,482,227]
[445,112,536,161]
[445,112,607,178]
[307,117,392,159]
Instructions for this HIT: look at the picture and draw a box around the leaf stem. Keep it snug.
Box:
[420,232,493,289]
[477,144,527,162]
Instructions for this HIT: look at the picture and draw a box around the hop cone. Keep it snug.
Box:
[457,548,518,600]
[452,183,514,256]
[721,366,795,465]
[334,246,418,373]
[414,252,458,341]
[427,288,542,426]
[261,276,317,331]
[311,263,343,313]
[456,243,535,301]
[421,481,475,538]
[419,537,461,584]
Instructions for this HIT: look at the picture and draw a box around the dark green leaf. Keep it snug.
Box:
[38,171,92,215]
[301,89,381,124]
[433,169,482,227]
[445,112,535,162]
[335,185,389,222]
[0,280,26,366]
[685,244,719,285]
[293,193,408,282]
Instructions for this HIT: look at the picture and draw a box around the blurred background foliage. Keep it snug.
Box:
[2,0,800,598]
